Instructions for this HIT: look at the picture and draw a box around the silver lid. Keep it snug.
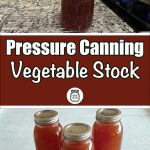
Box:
[34,110,59,125]
[63,123,91,141]
[96,109,121,123]
[139,0,150,5]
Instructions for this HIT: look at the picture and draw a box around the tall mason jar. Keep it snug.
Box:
[34,110,62,150]
[92,109,123,150]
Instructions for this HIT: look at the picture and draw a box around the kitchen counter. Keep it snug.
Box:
[0,108,150,150]
[0,0,134,33]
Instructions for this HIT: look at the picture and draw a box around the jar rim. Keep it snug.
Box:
[63,123,91,141]
[96,108,121,123]
[34,110,59,125]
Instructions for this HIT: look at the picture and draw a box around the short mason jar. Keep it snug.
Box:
[92,109,123,150]
[62,123,94,150]
[34,110,62,150]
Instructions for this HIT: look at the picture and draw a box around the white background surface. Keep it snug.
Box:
[0,108,150,150]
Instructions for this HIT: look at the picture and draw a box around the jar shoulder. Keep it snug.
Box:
[93,121,123,132]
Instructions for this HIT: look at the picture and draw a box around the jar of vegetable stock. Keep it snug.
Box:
[34,110,62,150]
[92,109,123,150]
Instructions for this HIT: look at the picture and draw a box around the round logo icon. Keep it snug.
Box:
[67,87,84,104]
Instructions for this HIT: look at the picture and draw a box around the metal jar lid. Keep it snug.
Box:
[34,110,59,125]
[96,109,121,123]
[63,123,91,141]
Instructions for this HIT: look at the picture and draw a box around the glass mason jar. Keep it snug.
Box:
[34,110,62,150]
[61,0,94,31]
[92,109,123,150]
[62,123,94,150]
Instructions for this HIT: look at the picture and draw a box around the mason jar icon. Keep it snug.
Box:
[70,90,80,102]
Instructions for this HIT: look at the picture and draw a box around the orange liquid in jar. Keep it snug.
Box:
[34,110,62,150]
[62,138,94,150]
[34,122,62,150]
[61,0,94,31]
[93,121,123,150]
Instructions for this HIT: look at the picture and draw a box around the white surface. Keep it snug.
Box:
[0,108,150,150]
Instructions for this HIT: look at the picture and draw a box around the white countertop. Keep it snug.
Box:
[0,108,150,150]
